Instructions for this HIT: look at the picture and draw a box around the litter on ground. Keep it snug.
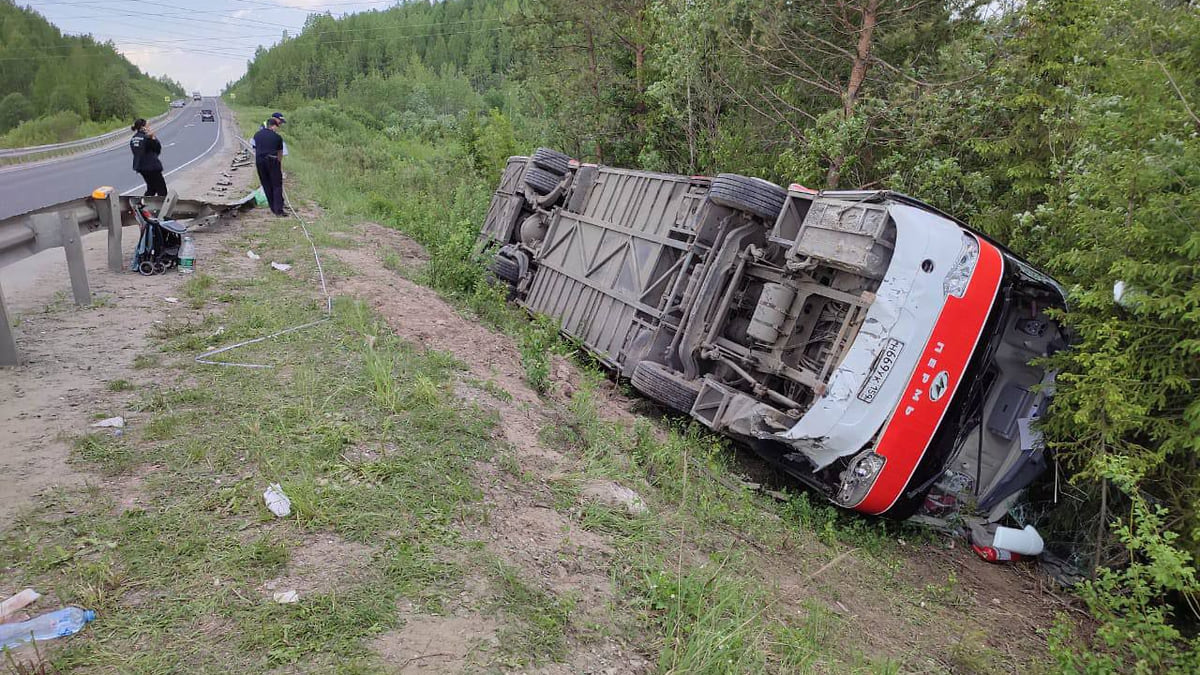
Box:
[0,588,40,621]
[263,483,292,517]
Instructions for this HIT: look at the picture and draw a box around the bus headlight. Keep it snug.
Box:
[943,235,979,298]
[836,451,886,506]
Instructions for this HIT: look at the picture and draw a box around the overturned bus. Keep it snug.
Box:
[478,150,1068,526]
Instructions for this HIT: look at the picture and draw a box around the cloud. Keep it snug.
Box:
[272,0,336,8]
[117,42,249,94]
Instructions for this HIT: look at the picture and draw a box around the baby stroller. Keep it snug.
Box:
[129,198,188,275]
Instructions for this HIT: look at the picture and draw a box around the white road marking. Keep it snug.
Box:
[123,108,223,196]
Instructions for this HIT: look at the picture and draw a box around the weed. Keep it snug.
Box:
[640,558,774,672]
[380,249,424,281]
[3,642,59,674]
[491,562,575,664]
[106,379,134,392]
[183,273,216,307]
[921,569,969,608]
[40,290,69,314]
[377,539,461,612]
[144,412,188,441]
[238,584,398,666]
[518,313,561,393]
[495,448,528,481]
[945,629,1010,674]
[71,433,133,475]
[480,378,512,402]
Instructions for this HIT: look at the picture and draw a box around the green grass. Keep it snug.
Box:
[0,79,172,149]
[71,433,135,475]
[491,561,576,665]
[0,213,582,672]
[0,103,1054,673]
[220,99,1007,673]
[183,273,216,308]
[537,372,917,672]
[106,379,135,392]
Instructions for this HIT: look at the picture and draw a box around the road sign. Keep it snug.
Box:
[229,93,236,100]
[164,96,170,102]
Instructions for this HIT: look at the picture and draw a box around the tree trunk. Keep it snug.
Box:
[843,0,879,118]
[826,154,847,190]
[635,45,646,97]
[686,76,696,171]
[826,0,879,188]
[634,43,648,139]
[586,26,606,163]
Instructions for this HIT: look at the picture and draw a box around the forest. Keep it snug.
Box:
[227,0,1199,669]
[0,0,183,146]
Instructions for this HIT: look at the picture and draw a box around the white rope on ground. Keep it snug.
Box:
[194,183,333,368]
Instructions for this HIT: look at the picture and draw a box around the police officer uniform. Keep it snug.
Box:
[252,117,286,216]
[130,126,167,196]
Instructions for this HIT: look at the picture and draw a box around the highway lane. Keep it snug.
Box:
[0,98,225,220]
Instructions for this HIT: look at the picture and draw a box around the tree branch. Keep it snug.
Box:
[715,71,809,143]
[1154,58,1200,131]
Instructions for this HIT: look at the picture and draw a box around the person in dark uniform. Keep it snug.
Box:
[129,118,167,196]
[252,116,286,216]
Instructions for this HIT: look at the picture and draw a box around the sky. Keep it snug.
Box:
[25,0,401,94]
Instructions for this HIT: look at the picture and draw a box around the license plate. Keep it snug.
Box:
[858,338,905,403]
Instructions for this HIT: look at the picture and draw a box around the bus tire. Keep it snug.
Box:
[523,166,563,196]
[708,173,787,223]
[630,361,700,414]
[531,147,571,175]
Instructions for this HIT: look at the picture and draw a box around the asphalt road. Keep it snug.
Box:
[0,98,225,220]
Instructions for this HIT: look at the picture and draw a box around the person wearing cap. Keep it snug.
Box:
[251,112,288,158]
[252,116,286,216]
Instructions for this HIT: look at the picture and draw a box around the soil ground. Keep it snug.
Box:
[0,109,1082,673]
[327,222,1076,673]
[0,107,251,524]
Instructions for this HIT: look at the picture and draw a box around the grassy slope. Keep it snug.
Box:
[0,106,1057,674]
[0,80,172,149]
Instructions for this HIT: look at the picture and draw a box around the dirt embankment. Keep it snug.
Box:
[329,222,1073,671]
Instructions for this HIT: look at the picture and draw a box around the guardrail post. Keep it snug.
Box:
[94,187,123,272]
[0,280,18,366]
[161,190,178,219]
[58,211,91,305]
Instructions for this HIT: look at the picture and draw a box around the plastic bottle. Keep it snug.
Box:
[971,544,1025,563]
[0,607,96,649]
[179,236,196,273]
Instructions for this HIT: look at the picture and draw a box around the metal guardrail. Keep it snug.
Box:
[0,189,254,365]
[0,109,173,168]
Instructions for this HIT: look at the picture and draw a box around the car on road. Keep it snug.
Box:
[169,99,186,108]
[192,91,202,101]
[200,109,215,122]
[479,150,1068,529]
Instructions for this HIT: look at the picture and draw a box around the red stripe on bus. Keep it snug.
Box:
[852,236,1004,515]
